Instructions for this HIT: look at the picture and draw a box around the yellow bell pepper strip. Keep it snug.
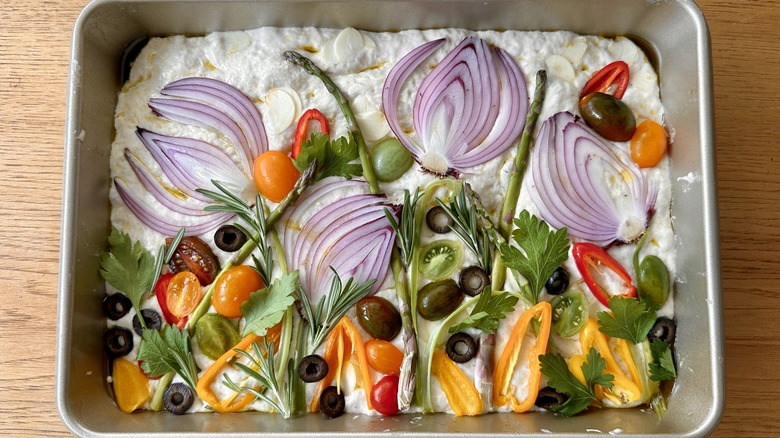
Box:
[431,350,483,416]
[310,317,374,412]
[112,358,152,413]
[493,301,552,412]
[196,323,281,413]
[579,318,642,406]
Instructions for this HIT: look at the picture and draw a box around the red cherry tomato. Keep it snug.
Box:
[370,374,400,416]
[211,265,265,318]
[253,150,300,203]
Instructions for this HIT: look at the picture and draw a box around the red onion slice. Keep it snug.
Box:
[528,112,657,246]
[383,37,528,176]
[283,179,397,303]
[149,78,268,176]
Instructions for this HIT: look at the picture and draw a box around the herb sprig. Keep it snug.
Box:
[649,339,677,381]
[448,287,519,334]
[293,132,363,182]
[223,338,295,418]
[137,324,200,390]
[384,189,421,269]
[499,211,570,305]
[241,271,299,337]
[597,296,657,344]
[297,268,375,349]
[539,348,615,416]
[436,186,495,273]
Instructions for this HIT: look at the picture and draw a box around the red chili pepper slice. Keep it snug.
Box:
[153,272,187,328]
[291,108,330,159]
[579,61,630,100]
[572,242,636,307]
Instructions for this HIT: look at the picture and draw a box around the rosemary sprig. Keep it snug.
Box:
[223,338,294,418]
[384,189,422,269]
[436,186,497,273]
[296,268,376,349]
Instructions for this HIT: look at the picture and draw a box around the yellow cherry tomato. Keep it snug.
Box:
[253,150,300,203]
[365,339,404,375]
[212,265,264,318]
[630,120,668,168]
[165,271,203,318]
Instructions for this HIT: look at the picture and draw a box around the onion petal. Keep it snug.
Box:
[283,179,397,303]
[528,111,657,246]
[383,37,528,176]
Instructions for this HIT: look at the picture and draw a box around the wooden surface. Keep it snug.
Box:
[1,0,778,436]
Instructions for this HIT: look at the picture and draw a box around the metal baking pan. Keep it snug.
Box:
[57,0,723,436]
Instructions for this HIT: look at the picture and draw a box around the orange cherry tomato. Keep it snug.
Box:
[630,120,668,168]
[252,150,300,203]
[211,265,264,318]
[365,339,404,375]
[165,271,203,318]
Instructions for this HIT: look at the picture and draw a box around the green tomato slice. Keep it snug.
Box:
[550,289,589,338]
[419,239,463,281]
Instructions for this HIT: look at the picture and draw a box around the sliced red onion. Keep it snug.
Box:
[383,37,528,176]
[149,77,268,176]
[114,178,233,236]
[283,179,396,303]
[528,112,657,246]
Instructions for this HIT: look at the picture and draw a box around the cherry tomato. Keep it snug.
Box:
[365,340,403,375]
[165,271,203,318]
[630,120,668,168]
[253,150,300,203]
[211,265,264,318]
[370,374,400,416]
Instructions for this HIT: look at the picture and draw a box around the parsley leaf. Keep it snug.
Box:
[137,325,199,390]
[539,348,614,416]
[293,132,362,182]
[448,288,519,334]
[597,296,657,344]
[241,271,299,337]
[99,228,155,322]
[649,339,677,381]
[499,211,569,304]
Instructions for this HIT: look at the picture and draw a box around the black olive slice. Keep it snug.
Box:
[459,266,489,297]
[104,327,134,358]
[319,386,345,418]
[132,309,163,336]
[103,294,132,320]
[214,225,248,252]
[545,266,570,296]
[426,206,454,234]
[535,386,569,410]
[298,354,329,383]
[648,317,677,348]
[445,332,478,363]
[163,382,194,415]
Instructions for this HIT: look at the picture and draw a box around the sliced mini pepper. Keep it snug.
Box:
[195,324,281,413]
[291,108,330,159]
[579,318,642,406]
[309,317,374,412]
[431,349,483,416]
[493,301,552,413]
[579,60,630,100]
[572,242,636,308]
[112,358,152,413]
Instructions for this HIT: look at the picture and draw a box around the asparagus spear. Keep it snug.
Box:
[285,51,419,411]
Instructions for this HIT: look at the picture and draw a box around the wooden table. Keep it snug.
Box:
[1,0,777,435]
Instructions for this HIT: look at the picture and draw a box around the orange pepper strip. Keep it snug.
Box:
[493,301,552,413]
[431,350,483,416]
[309,317,375,412]
[196,324,281,413]
[579,318,641,405]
